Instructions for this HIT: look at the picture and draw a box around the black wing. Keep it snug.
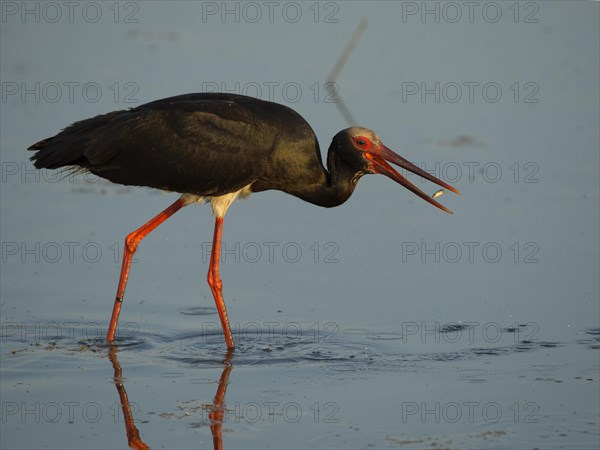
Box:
[28,93,315,197]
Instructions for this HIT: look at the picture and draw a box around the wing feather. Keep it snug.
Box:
[29,95,282,196]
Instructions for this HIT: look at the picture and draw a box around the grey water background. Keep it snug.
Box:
[1,1,598,449]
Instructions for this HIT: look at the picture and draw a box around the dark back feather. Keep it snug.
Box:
[28,93,324,197]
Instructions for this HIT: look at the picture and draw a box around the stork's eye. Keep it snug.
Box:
[353,136,371,149]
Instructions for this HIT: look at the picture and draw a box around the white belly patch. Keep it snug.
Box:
[180,185,252,218]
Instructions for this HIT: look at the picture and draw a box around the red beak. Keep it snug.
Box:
[365,144,461,214]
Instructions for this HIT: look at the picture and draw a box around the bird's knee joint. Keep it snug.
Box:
[207,272,223,290]
[124,235,140,254]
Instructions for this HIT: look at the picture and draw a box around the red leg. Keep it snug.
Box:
[207,217,235,349]
[107,197,187,342]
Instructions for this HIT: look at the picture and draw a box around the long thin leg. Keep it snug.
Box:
[107,197,188,342]
[207,217,235,349]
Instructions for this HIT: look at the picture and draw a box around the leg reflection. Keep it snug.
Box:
[108,346,150,450]
[208,349,234,450]
[108,346,235,450]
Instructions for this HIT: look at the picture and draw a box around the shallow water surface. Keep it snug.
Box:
[2,321,598,449]
[1,1,599,449]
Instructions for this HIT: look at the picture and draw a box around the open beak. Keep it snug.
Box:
[365,144,461,214]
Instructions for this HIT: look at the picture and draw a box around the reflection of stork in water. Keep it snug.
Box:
[209,349,234,450]
[108,347,233,450]
[108,348,150,450]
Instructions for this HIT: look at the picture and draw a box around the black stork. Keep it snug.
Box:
[28,93,460,349]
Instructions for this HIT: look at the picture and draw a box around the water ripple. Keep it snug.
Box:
[2,322,569,371]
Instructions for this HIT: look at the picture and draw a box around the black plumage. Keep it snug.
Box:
[29,93,345,205]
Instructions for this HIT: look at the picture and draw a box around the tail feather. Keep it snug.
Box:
[28,110,126,169]
[27,137,53,151]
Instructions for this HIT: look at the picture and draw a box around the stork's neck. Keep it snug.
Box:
[290,146,363,208]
